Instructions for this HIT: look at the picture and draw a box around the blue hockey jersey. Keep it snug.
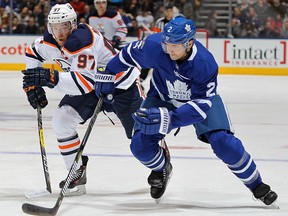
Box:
[106,33,219,128]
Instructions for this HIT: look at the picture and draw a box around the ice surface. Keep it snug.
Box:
[0,72,287,215]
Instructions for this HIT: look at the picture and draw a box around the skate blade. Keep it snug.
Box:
[65,185,86,196]
[269,201,280,209]
[25,189,51,199]
[155,197,162,204]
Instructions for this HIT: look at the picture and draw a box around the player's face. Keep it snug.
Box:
[95,0,107,14]
[50,22,71,47]
[165,43,187,60]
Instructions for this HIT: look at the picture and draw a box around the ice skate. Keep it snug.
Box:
[148,161,173,204]
[59,155,88,196]
[252,182,279,209]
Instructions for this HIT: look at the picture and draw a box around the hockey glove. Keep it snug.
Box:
[94,69,116,103]
[111,35,121,49]
[23,86,48,109]
[22,67,59,88]
[132,107,172,135]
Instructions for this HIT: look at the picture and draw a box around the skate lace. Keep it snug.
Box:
[150,169,167,188]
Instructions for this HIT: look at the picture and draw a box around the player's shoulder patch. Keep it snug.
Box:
[64,24,93,53]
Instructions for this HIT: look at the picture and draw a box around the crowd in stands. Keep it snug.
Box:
[0,0,287,38]
[226,0,288,38]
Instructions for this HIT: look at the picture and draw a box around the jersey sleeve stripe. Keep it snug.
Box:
[187,101,207,119]
[26,46,44,62]
[115,69,132,86]
[116,71,125,80]
[71,72,85,94]
[118,51,135,67]
[127,43,141,68]
[31,46,45,62]
[75,72,93,92]
[43,41,58,48]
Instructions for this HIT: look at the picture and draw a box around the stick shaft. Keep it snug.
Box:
[37,106,52,193]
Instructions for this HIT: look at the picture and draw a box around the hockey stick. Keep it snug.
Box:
[25,105,52,199]
[22,97,104,216]
[161,138,170,161]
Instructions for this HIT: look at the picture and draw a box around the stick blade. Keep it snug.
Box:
[22,203,55,216]
[25,189,51,199]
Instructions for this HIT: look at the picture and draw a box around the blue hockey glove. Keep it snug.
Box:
[94,69,116,103]
[22,67,59,88]
[23,86,48,109]
[132,107,172,135]
[111,35,121,49]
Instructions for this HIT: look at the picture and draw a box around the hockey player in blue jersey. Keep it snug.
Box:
[94,16,278,205]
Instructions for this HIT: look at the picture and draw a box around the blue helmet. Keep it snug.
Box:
[161,16,196,52]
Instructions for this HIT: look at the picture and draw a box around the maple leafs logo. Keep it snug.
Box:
[166,80,191,100]
[185,24,191,32]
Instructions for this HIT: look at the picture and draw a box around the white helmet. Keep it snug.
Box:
[48,3,77,34]
[94,0,107,4]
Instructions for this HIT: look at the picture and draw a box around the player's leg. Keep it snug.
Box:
[52,92,108,195]
[194,95,278,206]
[113,81,144,138]
[130,97,175,200]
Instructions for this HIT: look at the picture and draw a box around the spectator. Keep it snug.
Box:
[227,17,243,38]
[33,4,46,29]
[193,0,202,21]
[25,15,38,34]
[269,0,286,18]
[153,4,165,21]
[259,18,280,37]
[118,7,133,31]
[205,10,221,37]
[175,0,195,20]
[0,5,9,34]
[125,0,138,18]
[38,0,50,17]
[140,0,154,14]
[79,4,92,22]
[253,0,272,22]
[237,0,251,15]
[69,0,85,18]
[280,18,288,37]
[246,6,262,30]
[241,21,259,37]
[0,0,18,13]
[127,19,139,37]
[233,6,248,25]
[10,16,24,34]
[136,10,154,29]
[17,6,31,28]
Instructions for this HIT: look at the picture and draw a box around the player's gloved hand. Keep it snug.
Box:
[94,69,116,103]
[23,86,48,109]
[22,67,59,88]
[132,107,172,135]
[111,35,121,49]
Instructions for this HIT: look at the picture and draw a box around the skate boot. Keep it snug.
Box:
[148,161,173,203]
[59,155,88,196]
[252,182,278,208]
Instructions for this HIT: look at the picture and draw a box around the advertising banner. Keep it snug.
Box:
[0,36,287,75]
